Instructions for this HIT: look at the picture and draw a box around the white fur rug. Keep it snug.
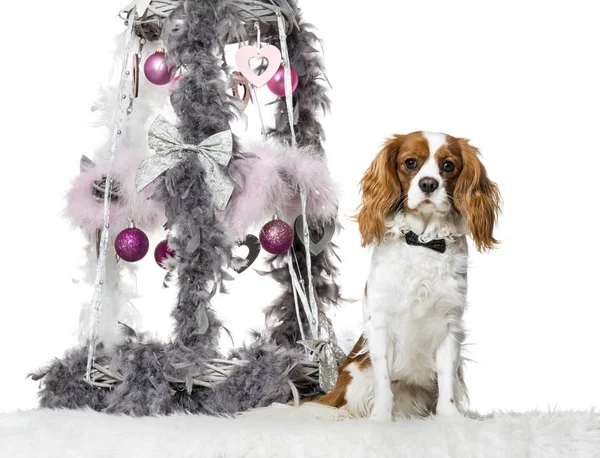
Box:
[1,405,599,458]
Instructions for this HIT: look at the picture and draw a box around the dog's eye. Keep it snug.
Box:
[442,161,455,172]
[404,159,418,170]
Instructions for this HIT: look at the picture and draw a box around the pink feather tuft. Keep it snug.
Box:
[226,141,338,240]
[65,149,163,238]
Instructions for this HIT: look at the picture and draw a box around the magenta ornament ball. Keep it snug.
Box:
[154,239,176,269]
[115,228,149,262]
[266,66,299,97]
[259,220,294,254]
[144,51,175,86]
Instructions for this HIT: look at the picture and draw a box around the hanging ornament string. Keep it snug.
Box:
[275,11,320,339]
[85,21,136,381]
[250,22,267,143]
[289,247,317,339]
[287,259,306,342]
[275,12,296,150]
[299,185,318,324]
[240,19,314,341]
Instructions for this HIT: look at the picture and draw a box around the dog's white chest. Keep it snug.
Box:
[366,238,468,384]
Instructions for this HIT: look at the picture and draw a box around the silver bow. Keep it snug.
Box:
[298,312,347,392]
[135,115,234,211]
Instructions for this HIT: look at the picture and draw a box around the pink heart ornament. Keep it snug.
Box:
[235,45,282,87]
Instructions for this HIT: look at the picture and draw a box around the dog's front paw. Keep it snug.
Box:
[369,405,393,422]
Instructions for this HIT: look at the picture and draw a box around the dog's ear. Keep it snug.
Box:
[355,135,405,246]
[454,139,501,251]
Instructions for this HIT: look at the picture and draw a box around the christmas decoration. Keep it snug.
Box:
[115,227,150,262]
[231,71,251,111]
[235,45,282,87]
[259,219,294,254]
[267,65,299,97]
[294,215,335,255]
[65,31,167,353]
[231,235,261,274]
[227,141,338,240]
[34,0,344,417]
[135,115,234,211]
[154,239,175,268]
[144,49,175,85]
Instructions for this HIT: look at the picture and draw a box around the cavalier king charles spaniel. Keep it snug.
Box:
[315,131,501,421]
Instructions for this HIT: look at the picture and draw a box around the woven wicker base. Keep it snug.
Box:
[86,359,319,406]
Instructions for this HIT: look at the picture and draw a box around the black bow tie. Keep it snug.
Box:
[405,231,446,254]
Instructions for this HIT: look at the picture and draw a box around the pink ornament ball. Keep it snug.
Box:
[115,228,149,262]
[154,239,176,269]
[266,66,299,97]
[144,51,175,86]
[259,220,294,254]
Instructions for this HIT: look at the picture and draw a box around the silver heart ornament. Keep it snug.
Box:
[294,217,335,255]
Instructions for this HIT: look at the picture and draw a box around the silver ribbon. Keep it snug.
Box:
[135,115,234,211]
[86,22,136,381]
[276,11,319,331]
[275,10,343,391]
[298,312,346,392]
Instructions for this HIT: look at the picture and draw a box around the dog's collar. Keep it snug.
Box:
[404,231,446,254]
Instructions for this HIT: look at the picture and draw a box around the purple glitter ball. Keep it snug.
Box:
[144,51,175,85]
[259,219,294,254]
[115,228,149,262]
[154,239,176,269]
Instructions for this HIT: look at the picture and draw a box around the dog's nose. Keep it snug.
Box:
[418,177,439,194]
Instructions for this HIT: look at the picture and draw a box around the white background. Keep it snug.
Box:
[1,0,599,415]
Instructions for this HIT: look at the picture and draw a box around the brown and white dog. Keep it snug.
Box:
[314,132,501,420]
